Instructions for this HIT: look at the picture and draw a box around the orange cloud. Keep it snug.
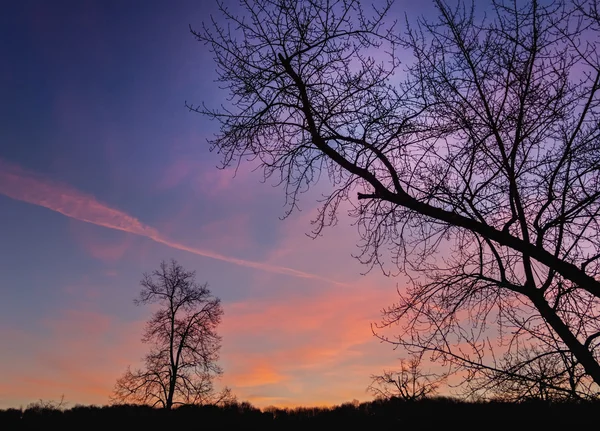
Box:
[0,308,148,408]
[228,363,287,388]
[0,158,345,285]
[219,280,400,406]
[0,273,402,409]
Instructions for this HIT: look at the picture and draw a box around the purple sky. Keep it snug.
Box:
[0,0,449,408]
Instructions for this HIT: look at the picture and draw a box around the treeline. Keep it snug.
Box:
[2,396,598,430]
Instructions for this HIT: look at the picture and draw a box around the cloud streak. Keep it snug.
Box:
[0,158,345,285]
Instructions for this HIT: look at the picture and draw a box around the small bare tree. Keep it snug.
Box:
[111,260,225,410]
[191,0,600,395]
[26,395,68,411]
[368,355,443,401]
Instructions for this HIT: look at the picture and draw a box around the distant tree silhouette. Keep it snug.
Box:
[3,397,600,429]
[26,395,68,411]
[190,0,600,394]
[111,259,228,409]
[368,355,443,401]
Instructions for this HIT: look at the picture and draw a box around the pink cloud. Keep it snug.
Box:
[45,309,112,338]
[68,219,134,262]
[0,157,345,285]
[155,148,262,197]
[0,159,158,238]
[198,212,255,253]
[157,158,197,190]
[191,162,266,200]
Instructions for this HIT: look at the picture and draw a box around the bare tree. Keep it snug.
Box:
[368,355,443,401]
[26,395,68,412]
[111,260,226,409]
[190,0,600,395]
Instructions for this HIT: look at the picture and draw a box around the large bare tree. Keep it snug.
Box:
[111,260,226,409]
[190,0,600,397]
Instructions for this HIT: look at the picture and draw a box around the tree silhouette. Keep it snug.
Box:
[467,345,599,401]
[191,0,600,394]
[111,260,226,409]
[368,355,443,401]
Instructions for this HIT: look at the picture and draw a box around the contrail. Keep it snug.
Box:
[0,159,345,285]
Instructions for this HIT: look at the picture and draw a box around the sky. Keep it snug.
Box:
[0,0,442,409]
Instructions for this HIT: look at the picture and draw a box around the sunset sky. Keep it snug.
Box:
[0,0,450,409]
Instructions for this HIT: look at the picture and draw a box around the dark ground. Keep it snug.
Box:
[2,397,598,430]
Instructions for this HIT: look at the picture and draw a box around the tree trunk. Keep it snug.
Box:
[530,291,600,387]
[166,370,176,410]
